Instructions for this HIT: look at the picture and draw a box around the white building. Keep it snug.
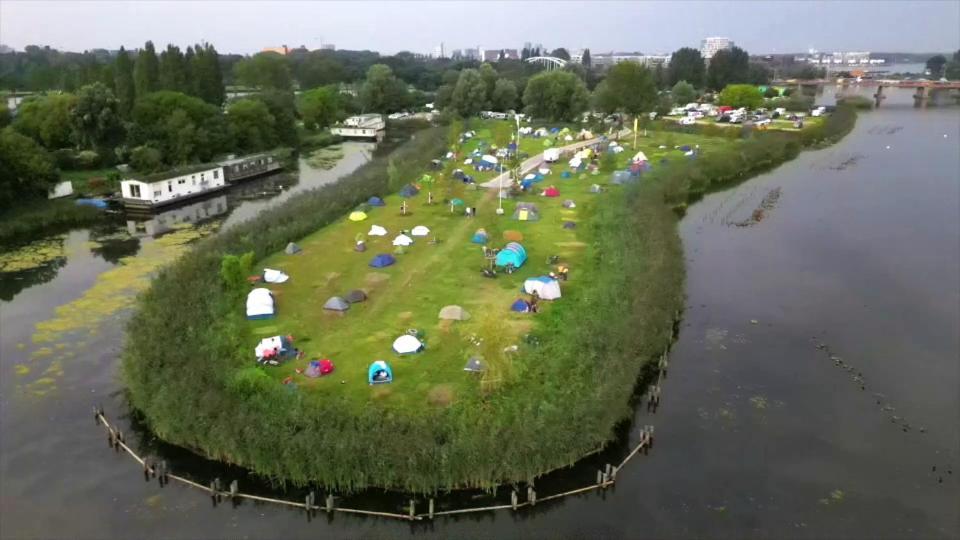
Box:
[701,37,734,60]
[331,114,386,139]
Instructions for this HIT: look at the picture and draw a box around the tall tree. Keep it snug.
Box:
[667,47,706,88]
[706,47,750,91]
[600,61,657,116]
[227,99,277,153]
[747,63,771,85]
[191,43,226,105]
[131,91,229,165]
[70,83,124,152]
[671,80,697,105]
[491,78,518,112]
[944,50,960,80]
[296,52,346,89]
[114,46,136,117]
[359,64,408,113]
[582,48,592,68]
[0,127,59,207]
[926,54,947,78]
[252,91,298,147]
[158,45,188,92]
[522,70,589,121]
[298,86,341,130]
[449,68,487,118]
[183,46,196,95]
[478,63,498,107]
[234,52,293,90]
[134,41,160,98]
[12,93,78,149]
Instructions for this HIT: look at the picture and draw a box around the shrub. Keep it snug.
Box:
[75,150,101,169]
[130,145,164,172]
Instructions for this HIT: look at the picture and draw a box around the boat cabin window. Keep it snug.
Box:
[130,184,141,198]
[201,173,205,181]
[178,179,186,185]
[167,181,173,193]
[213,170,219,179]
[153,190,162,198]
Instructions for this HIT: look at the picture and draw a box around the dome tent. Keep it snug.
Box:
[495,242,527,269]
[368,224,388,236]
[543,186,560,197]
[563,221,576,229]
[305,359,334,377]
[523,276,562,300]
[369,254,396,268]
[323,296,350,311]
[368,360,393,384]
[510,298,531,312]
[345,289,367,303]
[399,184,419,197]
[368,196,386,207]
[511,202,540,221]
[464,357,485,372]
[285,242,302,255]
[392,334,424,355]
[349,211,368,222]
[246,288,276,319]
[262,268,289,283]
[562,199,576,209]
[254,335,294,362]
[471,228,488,244]
[438,305,470,321]
[411,225,430,237]
[392,234,414,246]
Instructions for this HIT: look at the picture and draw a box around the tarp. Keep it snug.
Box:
[562,199,576,208]
[393,334,424,355]
[368,196,385,207]
[323,296,350,311]
[503,230,524,242]
[510,298,531,312]
[523,276,562,300]
[464,357,485,372]
[543,186,560,197]
[471,229,488,244]
[368,360,393,384]
[399,184,419,197]
[349,211,368,222]
[369,254,396,268]
[495,242,527,268]
[411,225,430,237]
[345,289,367,303]
[438,305,470,320]
[512,202,540,221]
[305,359,335,377]
[285,242,302,255]
[392,234,413,246]
[368,225,388,236]
[246,288,275,319]
[263,268,289,284]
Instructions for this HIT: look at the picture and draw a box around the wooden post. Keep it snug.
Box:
[159,460,168,487]
[428,498,435,520]
[511,490,518,510]
[143,458,152,482]
[230,480,238,500]
[605,463,614,483]
[408,499,415,519]
[325,494,333,514]
[209,480,218,504]
[529,487,537,506]
[596,470,603,486]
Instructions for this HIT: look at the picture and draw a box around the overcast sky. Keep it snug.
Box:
[2,1,958,55]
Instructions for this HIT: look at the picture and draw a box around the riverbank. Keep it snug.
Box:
[0,199,106,247]
[121,108,857,494]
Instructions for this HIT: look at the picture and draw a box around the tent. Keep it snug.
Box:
[368,225,388,236]
[285,242,302,255]
[368,196,386,207]
[438,305,470,321]
[543,186,560,197]
[450,198,465,207]
[246,288,276,319]
[542,138,554,148]
[411,225,430,237]
[589,184,603,193]
[392,334,424,355]
[563,221,576,229]
[471,228,488,244]
[345,289,368,303]
[523,173,536,181]
[564,134,573,141]
[305,359,335,377]
[561,171,572,179]
[678,145,691,152]
[392,234,413,246]
[523,276,562,300]
[355,241,367,252]
[503,230,524,242]
[538,167,551,175]
[612,171,635,185]
[262,268,289,284]
[512,202,540,221]
[369,254,396,268]
[510,298,531,313]
[255,335,294,361]
[568,157,582,169]
[399,184,419,197]
[323,296,350,311]
[349,211,368,222]
[495,242,527,268]
[480,155,498,165]
[452,169,466,180]
[464,357,485,372]
[419,174,434,184]
[562,199,576,209]
[632,151,649,162]
[368,360,393,384]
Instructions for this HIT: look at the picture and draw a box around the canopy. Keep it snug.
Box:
[368,224,388,236]
[368,196,386,207]
[246,288,275,319]
[349,211,368,222]
[368,360,393,384]
[464,357,485,372]
[255,335,293,360]
[369,254,396,268]
[263,268,289,284]
[392,234,413,246]
[345,289,367,303]
[323,296,350,311]
[512,202,540,221]
[438,305,470,321]
[305,359,335,377]
[543,186,560,197]
[510,298,531,313]
[523,276,562,300]
[399,184,419,198]
[495,242,527,268]
[392,334,424,355]
[471,228,488,244]
[411,225,430,237]
[285,242,302,255]
[562,199,576,208]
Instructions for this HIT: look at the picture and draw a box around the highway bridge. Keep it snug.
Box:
[773,78,960,107]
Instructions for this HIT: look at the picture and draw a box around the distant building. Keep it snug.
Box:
[797,51,882,66]
[592,52,647,67]
[481,49,518,62]
[700,37,733,60]
[262,45,290,55]
[570,49,584,64]
[462,48,480,61]
[0,44,13,54]
[320,44,336,51]
[433,45,445,59]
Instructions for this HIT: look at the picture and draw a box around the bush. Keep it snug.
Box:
[130,145,164,173]
[836,95,873,110]
[51,148,77,169]
[75,150,101,169]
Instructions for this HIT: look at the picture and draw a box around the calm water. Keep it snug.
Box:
[1,89,957,539]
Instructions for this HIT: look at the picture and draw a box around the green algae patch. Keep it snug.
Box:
[14,364,30,376]
[306,145,345,170]
[0,237,66,273]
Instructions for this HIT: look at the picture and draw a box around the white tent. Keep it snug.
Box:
[523,277,562,300]
[411,225,430,237]
[544,148,561,162]
[263,268,289,284]
[611,145,624,154]
[538,167,551,175]
[578,129,593,139]
[392,334,424,354]
[392,234,414,246]
[568,157,582,168]
[632,151,649,162]
[519,126,533,135]
[534,127,548,137]
[564,134,573,141]
[445,152,454,159]
[255,336,286,358]
[368,225,388,236]
[464,158,473,165]
[481,154,498,164]
[246,288,275,319]
[438,305,471,320]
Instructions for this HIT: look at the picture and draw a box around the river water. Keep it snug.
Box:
[1,89,957,539]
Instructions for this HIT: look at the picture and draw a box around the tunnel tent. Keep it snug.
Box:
[345,289,367,303]
[392,234,414,246]
[411,225,430,237]
[262,268,289,284]
[438,305,470,321]
[323,296,350,311]
[246,288,276,319]
[285,242,302,255]
[392,334,425,355]
[368,196,386,207]
[464,357,485,372]
[369,254,396,268]
[368,224,388,236]
[368,360,393,384]
[512,202,540,221]
[495,242,527,269]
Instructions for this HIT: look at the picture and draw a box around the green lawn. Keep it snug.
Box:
[249,122,733,416]
[60,167,120,195]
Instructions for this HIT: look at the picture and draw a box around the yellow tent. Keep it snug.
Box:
[349,211,368,222]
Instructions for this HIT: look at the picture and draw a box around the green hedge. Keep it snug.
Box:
[0,199,105,247]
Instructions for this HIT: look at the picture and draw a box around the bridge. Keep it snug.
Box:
[525,56,568,70]
[773,78,960,107]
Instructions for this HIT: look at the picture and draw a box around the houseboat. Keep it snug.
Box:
[330,114,385,140]
[120,153,281,209]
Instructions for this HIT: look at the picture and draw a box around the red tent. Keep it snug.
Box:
[543,186,560,197]
[319,359,334,375]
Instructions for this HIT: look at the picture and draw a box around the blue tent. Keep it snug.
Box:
[369,254,396,268]
[399,184,419,197]
[368,360,393,384]
[471,229,488,244]
[368,196,385,207]
[462,174,475,184]
[452,169,466,180]
[561,171,572,179]
[495,242,527,268]
[520,179,534,191]
[534,173,545,182]
[550,127,560,133]
[679,145,691,152]
[508,142,517,150]
[510,299,531,312]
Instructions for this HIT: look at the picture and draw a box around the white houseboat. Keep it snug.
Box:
[120,153,281,209]
[330,114,385,140]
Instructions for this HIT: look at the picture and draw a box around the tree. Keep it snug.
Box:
[129,145,163,172]
[299,86,341,130]
[0,104,10,128]
[227,99,277,153]
[522,70,589,121]
[159,45,188,92]
[131,91,228,165]
[550,48,571,61]
[297,52,346,89]
[234,52,293,91]
[359,64,408,113]
[718,84,763,109]
[0,127,59,207]
[491,78,518,112]
[252,90,298,148]
[12,93,78,149]
[945,50,960,80]
[134,41,160,98]
[191,43,226,105]
[582,48,592,68]
[478,63,498,107]
[591,81,618,115]
[706,47,750,91]
[668,47,706,88]
[71,83,124,153]
[599,61,658,115]
[926,54,947,78]
[114,47,136,118]
[763,86,779,98]
[450,69,488,118]
[748,63,771,85]
[671,80,697,105]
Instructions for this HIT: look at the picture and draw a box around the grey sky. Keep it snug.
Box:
[2,0,958,55]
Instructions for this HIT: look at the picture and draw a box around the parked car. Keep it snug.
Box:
[678,116,697,125]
